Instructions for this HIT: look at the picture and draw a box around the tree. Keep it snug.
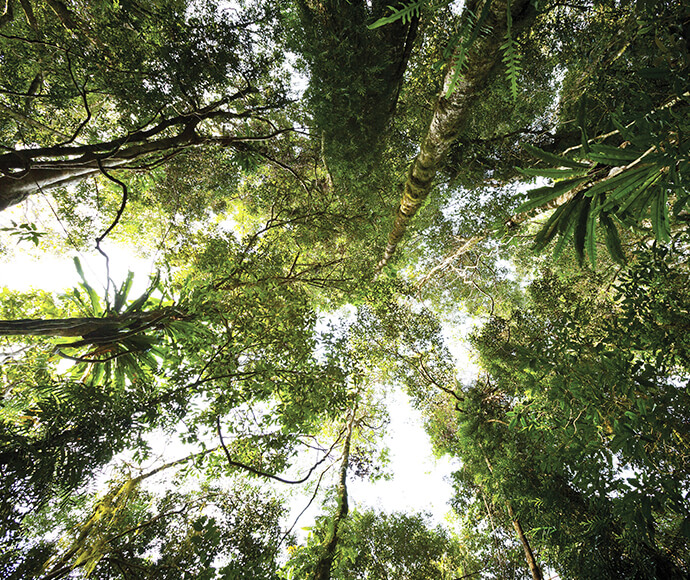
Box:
[13,452,285,579]
[289,0,419,175]
[0,0,290,210]
[310,405,356,580]
[3,1,690,578]
[288,509,469,580]
[376,0,536,269]
[436,255,690,579]
[0,230,356,573]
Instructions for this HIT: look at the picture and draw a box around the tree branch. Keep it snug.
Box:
[216,417,346,485]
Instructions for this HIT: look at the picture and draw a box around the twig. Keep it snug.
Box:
[278,465,333,547]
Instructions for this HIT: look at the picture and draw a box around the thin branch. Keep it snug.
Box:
[419,357,464,403]
[58,52,91,147]
[278,464,333,547]
[95,160,128,259]
[216,417,346,485]
[55,348,140,364]
[471,280,495,316]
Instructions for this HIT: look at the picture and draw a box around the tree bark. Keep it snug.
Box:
[376,0,535,270]
[481,448,544,580]
[0,309,174,343]
[312,406,356,580]
[0,125,198,211]
[0,163,130,211]
[507,503,544,580]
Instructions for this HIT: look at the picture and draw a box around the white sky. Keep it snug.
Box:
[0,244,155,296]
[349,387,457,520]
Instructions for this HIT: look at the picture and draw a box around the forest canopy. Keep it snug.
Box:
[1,0,689,578]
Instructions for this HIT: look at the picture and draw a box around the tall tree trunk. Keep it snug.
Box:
[0,163,129,211]
[482,448,544,580]
[376,0,535,270]
[507,503,544,580]
[312,406,357,580]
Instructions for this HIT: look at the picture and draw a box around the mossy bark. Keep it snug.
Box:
[377,0,535,270]
[312,407,356,580]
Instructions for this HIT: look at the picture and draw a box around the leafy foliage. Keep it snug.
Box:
[0,220,46,246]
[287,509,467,579]
[2,1,690,579]
[436,259,690,578]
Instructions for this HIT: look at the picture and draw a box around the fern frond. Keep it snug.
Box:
[501,0,522,100]
[367,0,427,29]
[444,1,494,97]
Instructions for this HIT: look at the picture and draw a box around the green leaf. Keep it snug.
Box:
[501,0,521,101]
[552,213,576,260]
[82,283,103,317]
[73,256,86,281]
[367,0,426,29]
[588,143,642,164]
[73,257,103,316]
[651,188,670,243]
[91,361,105,385]
[600,213,626,264]
[587,164,649,200]
[125,272,160,313]
[585,195,599,267]
[533,196,581,253]
[445,1,493,97]
[114,271,134,313]
[517,177,589,214]
[574,195,592,265]
[518,167,590,179]
[615,169,662,214]
[522,143,590,169]
[610,116,635,141]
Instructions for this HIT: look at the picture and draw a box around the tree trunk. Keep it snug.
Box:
[376,0,535,270]
[507,503,544,580]
[0,90,257,211]
[0,164,127,211]
[0,310,174,343]
[482,449,544,580]
[312,407,356,580]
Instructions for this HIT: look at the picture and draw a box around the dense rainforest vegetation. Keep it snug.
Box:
[0,0,689,578]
